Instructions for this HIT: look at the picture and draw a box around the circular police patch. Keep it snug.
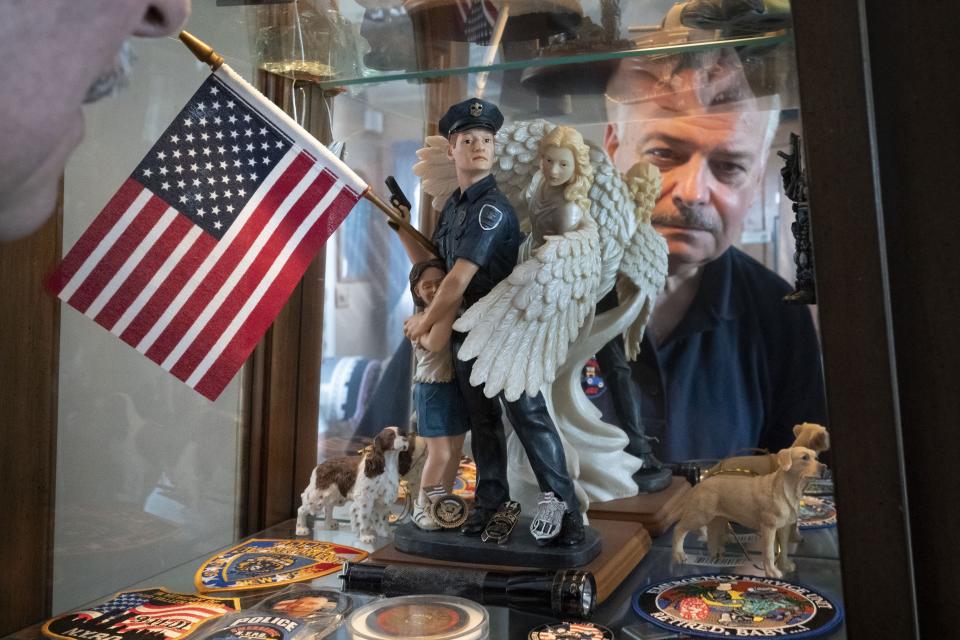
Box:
[633,574,843,639]
[798,496,837,530]
[478,203,503,230]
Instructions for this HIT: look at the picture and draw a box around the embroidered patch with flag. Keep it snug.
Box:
[195,538,368,592]
[42,588,239,640]
[46,66,367,401]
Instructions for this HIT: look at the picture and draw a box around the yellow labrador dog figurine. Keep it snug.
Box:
[703,423,829,479]
[672,447,825,578]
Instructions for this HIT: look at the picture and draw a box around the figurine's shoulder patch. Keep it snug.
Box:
[478,202,504,231]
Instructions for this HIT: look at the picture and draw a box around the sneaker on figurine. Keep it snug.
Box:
[460,505,498,536]
[530,492,565,545]
[556,509,586,546]
[412,485,443,531]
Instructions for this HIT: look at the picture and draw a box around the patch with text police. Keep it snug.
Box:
[42,588,239,640]
[195,539,367,592]
[199,614,307,640]
[633,574,843,639]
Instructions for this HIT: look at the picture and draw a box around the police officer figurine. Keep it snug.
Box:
[402,98,585,547]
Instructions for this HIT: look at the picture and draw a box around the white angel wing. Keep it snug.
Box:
[453,216,602,402]
[492,119,551,222]
[412,135,458,209]
[616,162,668,360]
[586,146,639,298]
[617,222,668,359]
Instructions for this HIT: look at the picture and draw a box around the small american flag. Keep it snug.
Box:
[47,66,366,400]
[73,592,149,621]
[455,0,499,44]
[110,601,232,638]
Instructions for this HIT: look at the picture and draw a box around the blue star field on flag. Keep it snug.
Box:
[134,76,292,240]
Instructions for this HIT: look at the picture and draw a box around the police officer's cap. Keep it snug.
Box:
[439,98,504,138]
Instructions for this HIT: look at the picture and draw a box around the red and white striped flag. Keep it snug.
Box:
[111,601,232,638]
[47,65,367,400]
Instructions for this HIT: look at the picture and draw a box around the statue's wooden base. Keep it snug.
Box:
[587,476,691,537]
[370,518,651,603]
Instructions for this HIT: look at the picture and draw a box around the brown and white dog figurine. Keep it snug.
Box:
[295,426,410,544]
[672,446,825,578]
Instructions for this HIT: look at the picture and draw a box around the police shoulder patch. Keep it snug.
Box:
[478,203,503,231]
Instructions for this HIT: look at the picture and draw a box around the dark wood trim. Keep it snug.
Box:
[791,1,917,637]
[856,2,960,637]
[0,192,62,634]
[241,71,329,534]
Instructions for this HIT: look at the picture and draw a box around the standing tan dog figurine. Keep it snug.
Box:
[295,427,412,544]
[672,446,825,578]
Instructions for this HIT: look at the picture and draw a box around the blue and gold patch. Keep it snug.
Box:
[195,539,367,592]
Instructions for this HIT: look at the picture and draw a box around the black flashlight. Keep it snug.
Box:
[339,562,596,619]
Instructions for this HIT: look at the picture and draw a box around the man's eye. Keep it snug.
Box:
[644,147,677,164]
[712,160,746,180]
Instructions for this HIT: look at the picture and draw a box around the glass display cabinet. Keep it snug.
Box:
[2,1,956,639]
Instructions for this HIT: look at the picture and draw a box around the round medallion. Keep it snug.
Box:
[430,493,469,529]
[633,574,843,639]
[347,595,488,640]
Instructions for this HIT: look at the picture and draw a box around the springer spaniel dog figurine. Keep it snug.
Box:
[295,426,411,544]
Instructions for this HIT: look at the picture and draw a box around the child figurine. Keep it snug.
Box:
[407,259,470,530]
[518,124,594,262]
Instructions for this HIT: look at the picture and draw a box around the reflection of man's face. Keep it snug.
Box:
[0,0,190,241]
[604,51,771,273]
[272,595,335,615]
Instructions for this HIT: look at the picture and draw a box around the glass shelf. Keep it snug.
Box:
[305,32,792,90]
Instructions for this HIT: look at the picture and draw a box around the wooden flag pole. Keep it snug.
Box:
[364,192,439,258]
[179,30,439,258]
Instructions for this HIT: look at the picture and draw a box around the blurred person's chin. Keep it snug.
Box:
[655,225,727,274]
[0,113,84,241]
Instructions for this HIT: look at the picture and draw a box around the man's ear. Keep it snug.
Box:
[603,123,620,161]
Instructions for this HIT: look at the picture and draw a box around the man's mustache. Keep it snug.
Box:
[84,40,135,104]
[651,206,719,232]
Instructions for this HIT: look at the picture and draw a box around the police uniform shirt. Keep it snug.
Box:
[433,174,520,307]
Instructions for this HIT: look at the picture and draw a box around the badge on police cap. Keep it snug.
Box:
[469,102,484,116]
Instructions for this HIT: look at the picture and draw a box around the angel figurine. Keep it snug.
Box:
[402,99,588,548]
[517,125,593,262]
[416,117,668,516]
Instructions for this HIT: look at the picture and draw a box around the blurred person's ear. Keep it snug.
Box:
[132,0,191,38]
[603,124,619,161]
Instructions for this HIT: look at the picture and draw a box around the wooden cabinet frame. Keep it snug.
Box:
[5,2,960,636]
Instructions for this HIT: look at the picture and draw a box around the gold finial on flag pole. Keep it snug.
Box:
[179,31,224,71]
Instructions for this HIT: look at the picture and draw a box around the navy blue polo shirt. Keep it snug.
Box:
[432,174,520,307]
[623,247,828,463]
